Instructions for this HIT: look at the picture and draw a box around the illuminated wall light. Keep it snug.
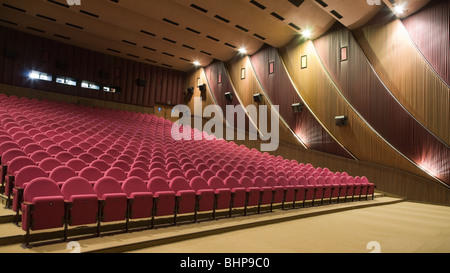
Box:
[193,61,201,66]
[28,70,52,81]
[29,71,39,79]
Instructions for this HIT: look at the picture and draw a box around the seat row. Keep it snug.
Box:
[21,172,375,244]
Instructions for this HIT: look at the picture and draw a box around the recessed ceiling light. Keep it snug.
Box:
[394,4,405,14]
[238,47,247,54]
[193,61,201,66]
[302,29,312,39]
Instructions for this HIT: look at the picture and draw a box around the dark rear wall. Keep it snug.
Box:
[0,26,186,108]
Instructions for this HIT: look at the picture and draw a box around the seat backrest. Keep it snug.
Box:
[93,177,122,198]
[1,148,27,164]
[216,169,229,180]
[239,176,254,188]
[265,176,279,187]
[38,157,62,172]
[46,144,65,156]
[181,163,196,172]
[55,151,74,164]
[104,167,127,181]
[90,159,110,172]
[87,147,103,157]
[60,177,96,200]
[121,176,149,197]
[23,177,63,202]
[15,165,48,188]
[360,176,370,184]
[148,167,168,180]
[346,176,354,184]
[201,169,215,181]
[325,176,334,185]
[147,176,172,193]
[169,177,191,193]
[67,146,85,156]
[149,161,165,171]
[190,176,209,191]
[66,158,88,172]
[307,176,317,186]
[0,141,21,155]
[185,169,200,180]
[230,170,242,179]
[79,166,103,182]
[30,150,51,163]
[298,176,308,186]
[111,160,130,172]
[282,176,294,187]
[167,168,184,179]
[23,143,45,155]
[130,161,148,171]
[49,166,77,183]
[253,176,267,188]
[7,156,35,175]
[207,176,226,190]
[78,152,96,164]
[316,176,325,185]
[224,176,241,189]
[128,167,148,180]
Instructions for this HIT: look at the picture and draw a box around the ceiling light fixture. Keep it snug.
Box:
[302,29,312,39]
[238,47,247,54]
[394,4,405,14]
[193,61,201,66]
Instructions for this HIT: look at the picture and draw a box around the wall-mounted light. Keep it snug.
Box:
[292,102,303,113]
[185,86,194,95]
[253,93,263,103]
[225,92,233,102]
[335,115,348,126]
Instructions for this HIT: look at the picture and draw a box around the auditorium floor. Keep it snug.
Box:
[126,200,450,253]
[0,197,448,253]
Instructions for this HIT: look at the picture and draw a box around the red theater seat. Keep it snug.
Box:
[60,177,99,239]
[21,178,65,245]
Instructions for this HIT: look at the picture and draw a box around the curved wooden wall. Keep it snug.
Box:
[313,23,449,186]
[225,54,301,148]
[0,26,186,108]
[203,60,253,134]
[353,7,450,146]
[249,44,354,159]
[402,0,449,87]
[278,38,434,184]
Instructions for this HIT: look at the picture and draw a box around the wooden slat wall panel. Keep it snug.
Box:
[279,39,434,184]
[203,60,252,133]
[353,7,450,146]
[250,44,353,159]
[402,0,449,86]
[190,105,450,205]
[0,26,186,108]
[314,23,450,186]
[225,54,303,148]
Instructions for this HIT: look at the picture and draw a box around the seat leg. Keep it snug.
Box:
[244,192,249,216]
[212,194,217,220]
[194,196,199,223]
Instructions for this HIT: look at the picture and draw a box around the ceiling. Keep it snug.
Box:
[0,0,429,72]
